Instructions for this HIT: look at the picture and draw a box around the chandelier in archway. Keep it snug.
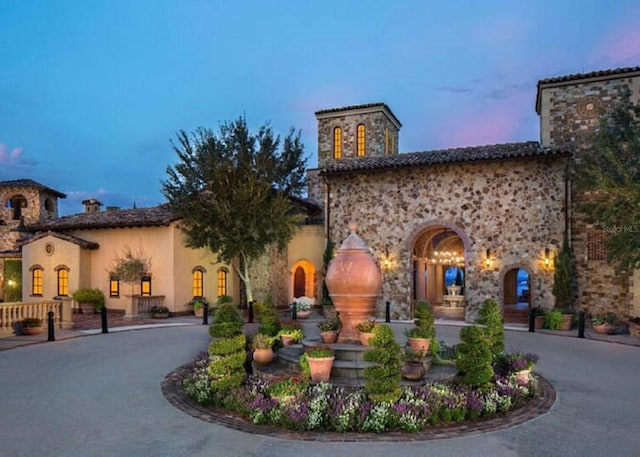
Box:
[430,250,464,266]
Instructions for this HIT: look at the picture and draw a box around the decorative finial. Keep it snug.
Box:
[348,221,358,233]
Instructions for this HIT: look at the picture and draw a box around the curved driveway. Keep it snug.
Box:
[0,325,638,457]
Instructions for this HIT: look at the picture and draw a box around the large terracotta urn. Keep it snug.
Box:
[325,223,383,343]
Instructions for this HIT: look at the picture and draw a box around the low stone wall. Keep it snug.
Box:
[0,300,73,337]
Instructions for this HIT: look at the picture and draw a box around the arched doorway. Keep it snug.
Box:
[293,266,306,298]
[412,225,467,319]
[503,267,530,323]
[290,260,316,302]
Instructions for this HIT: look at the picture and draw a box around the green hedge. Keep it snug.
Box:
[3,259,22,302]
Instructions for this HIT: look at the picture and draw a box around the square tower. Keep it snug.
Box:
[315,103,402,169]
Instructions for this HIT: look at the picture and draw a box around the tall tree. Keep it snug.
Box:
[162,117,307,302]
[572,90,640,272]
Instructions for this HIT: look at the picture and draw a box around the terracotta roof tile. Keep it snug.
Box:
[0,179,66,198]
[537,66,640,86]
[22,231,99,250]
[321,141,569,174]
[26,205,178,231]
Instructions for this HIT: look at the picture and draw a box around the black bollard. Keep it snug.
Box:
[292,302,297,321]
[248,301,254,324]
[203,302,209,325]
[101,305,109,334]
[385,301,391,323]
[47,310,55,342]
[578,311,585,338]
[528,307,536,333]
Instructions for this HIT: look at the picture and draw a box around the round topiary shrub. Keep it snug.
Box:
[456,325,494,388]
[363,324,402,402]
[209,302,244,338]
[207,333,247,397]
[478,298,504,358]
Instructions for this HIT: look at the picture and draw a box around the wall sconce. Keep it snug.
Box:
[484,248,492,268]
[382,247,393,270]
[544,248,551,268]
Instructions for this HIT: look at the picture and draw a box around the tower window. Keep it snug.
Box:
[385,127,389,155]
[333,127,342,159]
[356,124,366,157]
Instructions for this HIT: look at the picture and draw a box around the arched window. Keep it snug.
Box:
[192,268,204,298]
[8,195,27,220]
[44,198,55,219]
[31,266,44,296]
[110,276,120,297]
[333,127,342,159]
[356,124,366,157]
[217,268,228,297]
[56,267,69,297]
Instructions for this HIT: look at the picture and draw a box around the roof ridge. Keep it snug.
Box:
[538,66,640,86]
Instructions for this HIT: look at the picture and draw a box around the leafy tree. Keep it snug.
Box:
[552,238,574,311]
[162,117,307,302]
[571,90,640,271]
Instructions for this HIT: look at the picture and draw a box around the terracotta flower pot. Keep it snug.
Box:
[152,313,169,319]
[407,337,431,356]
[534,316,545,330]
[296,310,311,319]
[401,361,425,380]
[359,331,374,346]
[515,369,532,383]
[593,322,616,335]
[307,356,335,382]
[320,330,339,344]
[193,307,204,318]
[253,348,275,365]
[560,314,573,331]
[281,335,296,346]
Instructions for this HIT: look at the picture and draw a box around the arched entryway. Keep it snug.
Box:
[411,224,469,320]
[290,260,316,302]
[502,267,531,323]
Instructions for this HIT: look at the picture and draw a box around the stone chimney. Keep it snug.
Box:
[82,198,103,213]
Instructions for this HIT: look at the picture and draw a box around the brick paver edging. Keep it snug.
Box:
[161,364,556,442]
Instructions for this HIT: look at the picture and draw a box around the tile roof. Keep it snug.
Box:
[315,102,402,128]
[321,141,569,175]
[22,231,99,250]
[537,66,640,86]
[25,205,179,232]
[0,179,66,198]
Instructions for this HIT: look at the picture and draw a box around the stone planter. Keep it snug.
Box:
[253,348,275,365]
[560,314,573,331]
[79,302,96,314]
[320,330,339,344]
[628,320,640,339]
[21,326,43,336]
[193,307,204,318]
[296,310,311,319]
[152,313,169,319]
[534,316,545,330]
[307,356,335,382]
[401,361,426,380]
[407,337,431,356]
[359,331,374,346]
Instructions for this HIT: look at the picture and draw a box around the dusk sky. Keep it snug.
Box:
[1,1,639,215]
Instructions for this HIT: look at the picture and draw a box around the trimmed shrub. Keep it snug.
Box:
[254,299,281,336]
[544,310,563,330]
[456,326,494,388]
[478,298,504,357]
[207,333,246,396]
[363,324,402,402]
[209,302,244,338]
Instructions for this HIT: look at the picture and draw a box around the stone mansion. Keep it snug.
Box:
[1,66,639,322]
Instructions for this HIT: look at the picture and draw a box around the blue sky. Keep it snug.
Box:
[1,0,639,215]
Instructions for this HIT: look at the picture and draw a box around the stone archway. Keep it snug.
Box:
[409,221,470,320]
[500,263,535,324]
[290,259,316,302]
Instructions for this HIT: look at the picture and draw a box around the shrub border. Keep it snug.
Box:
[161,364,556,442]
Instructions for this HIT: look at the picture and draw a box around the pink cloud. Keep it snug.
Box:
[0,144,25,165]
[593,11,640,64]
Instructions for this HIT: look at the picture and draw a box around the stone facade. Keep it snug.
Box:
[324,158,567,319]
[537,67,640,318]
[316,103,401,169]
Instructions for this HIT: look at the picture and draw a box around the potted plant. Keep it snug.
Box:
[628,317,640,339]
[592,313,620,335]
[543,309,563,330]
[21,317,43,336]
[252,333,276,365]
[150,305,170,319]
[72,288,105,314]
[405,301,434,356]
[401,349,426,380]
[534,308,546,330]
[318,316,341,343]
[302,345,335,382]
[291,296,314,319]
[278,321,304,346]
[495,352,539,383]
[355,319,377,346]
[189,298,209,318]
